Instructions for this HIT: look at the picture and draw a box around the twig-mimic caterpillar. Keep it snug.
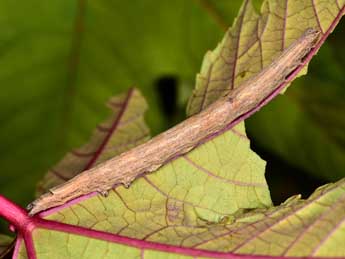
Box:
[29,28,320,215]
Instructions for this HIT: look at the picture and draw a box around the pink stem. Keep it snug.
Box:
[0,195,31,232]
[0,195,37,259]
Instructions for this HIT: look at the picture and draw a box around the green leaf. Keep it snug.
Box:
[1,0,345,257]
[0,0,245,205]
[187,0,344,116]
[186,0,345,181]
[13,178,345,258]
[247,29,345,181]
[42,120,271,221]
[36,88,150,196]
[13,84,274,258]
[30,74,271,255]
[19,45,343,256]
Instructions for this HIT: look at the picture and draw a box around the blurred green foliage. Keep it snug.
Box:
[0,0,243,206]
[247,22,345,181]
[0,0,343,218]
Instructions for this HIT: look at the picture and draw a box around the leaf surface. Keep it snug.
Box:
[42,122,270,220]
[36,88,150,195]
[187,0,345,115]
[0,0,244,205]
[2,0,345,258]
[0,234,12,258]
[17,53,345,258]
[247,25,345,180]
[29,79,272,256]
[186,0,345,180]
[13,178,345,258]
[12,91,273,258]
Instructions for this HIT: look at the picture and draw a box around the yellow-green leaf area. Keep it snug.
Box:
[17,179,345,258]
[37,89,150,195]
[45,124,271,241]
[187,0,343,116]
[17,229,213,259]
[193,179,345,257]
[22,230,141,259]
[0,234,12,257]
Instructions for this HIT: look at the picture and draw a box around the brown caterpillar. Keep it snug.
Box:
[29,28,320,215]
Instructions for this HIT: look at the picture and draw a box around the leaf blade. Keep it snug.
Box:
[8,0,345,258]
[187,0,345,116]
[36,88,150,195]
[0,234,13,258]
[0,0,236,205]
[15,179,345,258]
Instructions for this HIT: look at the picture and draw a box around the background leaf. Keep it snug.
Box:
[37,88,150,195]
[0,0,250,206]
[247,21,345,181]
[1,0,344,209]
[186,0,345,183]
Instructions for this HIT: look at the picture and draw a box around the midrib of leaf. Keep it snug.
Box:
[12,179,345,258]
[11,217,304,259]
[59,0,86,150]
